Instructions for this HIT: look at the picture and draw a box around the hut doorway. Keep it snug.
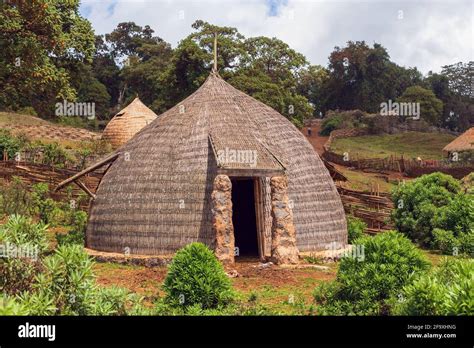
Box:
[231,178,259,257]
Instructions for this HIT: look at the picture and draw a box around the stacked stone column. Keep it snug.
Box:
[211,175,235,264]
[270,176,299,264]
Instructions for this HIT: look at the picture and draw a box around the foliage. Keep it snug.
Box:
[0,177,32,217]
[43,142,73,168]
[56,210,87,246]
[392,173,473,252]
[347,215,366,243]
[313,231,430,315]
[31,183,56,224]
[0,295,29,315]
[319,115,342,136]
[28,245,144,315]
[0,0,95,116]
[397,85,443,125]
[323,41,423,113]
[0,215,48,295]
[0,130,24,160]
[392,258,473,315]
[163,242,234,310]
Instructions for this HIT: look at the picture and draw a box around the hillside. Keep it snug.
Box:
[330,131,456,160]
[0,112,100,146]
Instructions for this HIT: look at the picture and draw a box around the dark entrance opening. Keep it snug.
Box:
[231,178,259,257]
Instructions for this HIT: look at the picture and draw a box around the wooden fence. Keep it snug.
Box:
[323,151,473,179]
[0,161,104,208]
[336,183,394,234]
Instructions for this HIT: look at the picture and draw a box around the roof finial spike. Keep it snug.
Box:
[213,32,217,73]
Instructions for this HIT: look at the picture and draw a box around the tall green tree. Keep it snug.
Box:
[0,0,95,117]
[397,85,443,125]
[324,41,422,113]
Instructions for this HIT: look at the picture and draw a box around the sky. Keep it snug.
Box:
[79,0,473,75]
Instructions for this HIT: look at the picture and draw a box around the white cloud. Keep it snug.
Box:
[80,0,473,74]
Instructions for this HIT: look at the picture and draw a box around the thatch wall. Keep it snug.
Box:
[443,127,474,153]
[102,97,158,149]
[87,73,347,255]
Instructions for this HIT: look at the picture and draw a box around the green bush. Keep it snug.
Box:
[56,210,87,246]
[319,116,342,136]
[431,228,460,255]
[31,183,57,224]
[392,258,473,315]
[347,215,366,243]
[0,130,23,160]
[0,215,48,295]
[32,244,96,315]
[392,173,473,252]
[163,242,234,310]
[0,295,29,315]
[43,142,72,168]
[313,231,430,315]
[0,177,33,217]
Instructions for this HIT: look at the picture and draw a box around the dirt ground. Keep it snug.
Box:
[93,257,337,311]
[301,122,328,156]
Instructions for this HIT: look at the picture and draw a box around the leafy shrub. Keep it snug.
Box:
[0,215,48,295]
[392,258,473,315]
[320,116,342,136]
[0,177,33,217]
[43,142,72,168]
[0,130,23,160]
[163,242,234,309]
[32,244,96,315]
[347,215,366,243]
[0,295,29,315]
[0,215,49,255]
[392,173,473,252]
[313,231,430,315]
[431,228,460,255]
[16,106,37,116]
[56,210,87,246]
[31,183,57,224]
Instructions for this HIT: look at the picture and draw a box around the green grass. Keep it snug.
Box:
[331,132,455,160]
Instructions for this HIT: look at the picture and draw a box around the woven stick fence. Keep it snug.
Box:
[336,183,394,234]
[0,161,103,209]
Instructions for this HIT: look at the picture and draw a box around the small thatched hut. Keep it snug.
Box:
[102,97,158,149]
[58,72,347,264]
[443,127,474,156]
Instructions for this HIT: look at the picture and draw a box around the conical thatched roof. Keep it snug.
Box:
[87,73,347,255]
[443,127,474,153]
[102,97,158,149]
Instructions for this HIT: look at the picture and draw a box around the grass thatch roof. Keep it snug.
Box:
[87,73,347,255]
[443,127,474,153]
[102,97,158,149]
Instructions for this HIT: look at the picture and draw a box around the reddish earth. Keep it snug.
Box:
[301,121,328,156]
[93,258,337,304]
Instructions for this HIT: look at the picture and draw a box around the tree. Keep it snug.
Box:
[425,62,474,131]
[397,85,443,125]
[323,41,423,113]
[296,65,330,116]
[0,0,95,117]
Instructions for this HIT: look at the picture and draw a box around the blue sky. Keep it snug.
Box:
[79,0,473,74]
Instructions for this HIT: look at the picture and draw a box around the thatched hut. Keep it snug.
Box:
[443,127,474,156]
[58,72,347,264]
[102,97,158,149]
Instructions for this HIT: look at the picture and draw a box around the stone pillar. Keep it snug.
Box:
[211,175,235,264]
[270,176,299,264]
